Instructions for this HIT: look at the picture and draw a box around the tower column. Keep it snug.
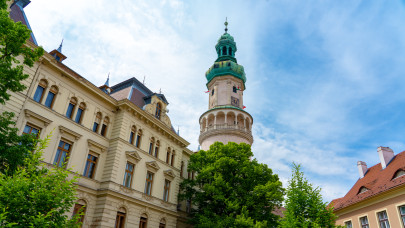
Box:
[214,115,217,129]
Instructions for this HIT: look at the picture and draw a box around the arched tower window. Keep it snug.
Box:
[166,147,171,164]
[100,116,109,136]
[155,140,160,158]
[155,103,162,119]
[229,47,233,56]
[222,46,227,55]
[129,126,136,144]
[149,137,155,155]
[135,129,142,148]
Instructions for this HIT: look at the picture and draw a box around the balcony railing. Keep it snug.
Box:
[200,123,251,133]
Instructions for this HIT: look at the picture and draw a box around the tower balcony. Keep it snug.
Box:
[198,107,253,148]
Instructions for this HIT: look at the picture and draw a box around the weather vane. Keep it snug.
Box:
[225,17,228,33]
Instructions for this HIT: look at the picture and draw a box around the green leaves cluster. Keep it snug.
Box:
[179,142,284,227]
[0,136,82,227]
[0,0,44,174]
[280,163,338,228]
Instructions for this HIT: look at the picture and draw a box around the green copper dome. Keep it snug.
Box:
[206,21,246,87]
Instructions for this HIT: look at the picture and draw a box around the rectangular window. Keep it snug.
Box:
[33,85,45,102]
[75,108,84,124]
[344,221,352,228]
[100,124,107,136]
[144,172,154,195]
[44,91,55,108]
[66,103,75,119]
[123,162,135,188]
[163,179,171,202]
[399,205,405,227]
[23,124,40,136]
[135,134,141,147]
[54,140,71,167]
[92,122,99,132]
[377,211,390,228]
[83,153,98,179]
[115,212,125,228]
[360,216,369,228]
[72,203,86,225]
[129,131,135,144]
[149,142,153,155]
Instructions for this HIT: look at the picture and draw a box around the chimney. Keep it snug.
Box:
[377,146,395,169]
[357,161,368,178]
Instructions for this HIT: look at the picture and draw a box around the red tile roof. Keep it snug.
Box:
[332,151,405,211]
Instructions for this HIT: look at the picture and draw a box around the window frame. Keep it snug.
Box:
[359,216,369,228]
[139,216,147,228]
[163,179,171,202]
[44,85,58,108]
[33,79,48,103]
[93,112,102,133]
[66,97,78,119]
[54,139,72,168]
[123,162,135,188]
[399,205,405,228]
[115,212,126,228]
[72,203,86,226]
[144,171,154,195]
[83,153,98,179]
[344,220,352,228]
[135,129,142,148]
[155,102,162,119]
[23,123,41,137]
[75,102,86,124]
[377,210,390,228]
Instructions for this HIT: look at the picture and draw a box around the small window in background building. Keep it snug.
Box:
[377,211,390,228]
[359,216,369,228]
[344,220,352,228]
[399,205,405,227]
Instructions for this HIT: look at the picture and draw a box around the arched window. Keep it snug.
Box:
[166,147,171,164]
[66,97,77,119]
[149,137,155,155]
[72,199,87,224]
[155,140,160,158]
[159,218,166,228]
[229,47,233,56]
[129,126,136,144]
[44,85,58,108]
[393,169,405,179]
[222,46,227,55]
[135,129,142,148]
[171,150,175,166]
[115,208,126,228]
[93,112,102,132]
[75,102,86,124]
[139,214,148,228]
[155,103,162,119]
[100,116,109,136]
[33,79,48,103]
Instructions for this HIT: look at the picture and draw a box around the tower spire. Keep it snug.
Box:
[104,72,110,87]
[57,39,63,53]
[224,17,228,33]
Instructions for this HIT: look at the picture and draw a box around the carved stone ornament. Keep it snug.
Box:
[125,151,142,163]
[145,161,160,172]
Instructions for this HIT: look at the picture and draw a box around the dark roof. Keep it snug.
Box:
[110,77,168,108]
[332,151,405,211]
[9,0,37,45]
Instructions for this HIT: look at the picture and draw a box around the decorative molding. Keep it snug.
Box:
[142,193,154,202]
[125,151,142,163]
[120,185,135,194]
[59,125,82,140]
[163,170,176,180]
[24,109,52,126]
[87,139,107,153]
[146,161,160,172]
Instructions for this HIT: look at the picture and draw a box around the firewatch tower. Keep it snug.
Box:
[198,20,253,150]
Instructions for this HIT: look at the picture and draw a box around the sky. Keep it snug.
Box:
[24,0,405,202]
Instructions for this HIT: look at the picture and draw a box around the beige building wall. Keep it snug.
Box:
[1,42,194,227]
[335,186,405,228]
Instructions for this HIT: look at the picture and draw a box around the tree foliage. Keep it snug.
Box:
[0,136,82,227]
[0,0,44,174]
[179,142,284,227]
[280,163,338,228]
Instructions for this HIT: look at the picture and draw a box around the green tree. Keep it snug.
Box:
[280,163,338,228]
[179,142,284,228]
[0,0,44,174]
[0,136,82,227]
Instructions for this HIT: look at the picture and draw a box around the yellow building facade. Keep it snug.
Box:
[3,2,194,227]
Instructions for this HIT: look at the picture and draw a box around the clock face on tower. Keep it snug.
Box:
[231,96,239,107]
